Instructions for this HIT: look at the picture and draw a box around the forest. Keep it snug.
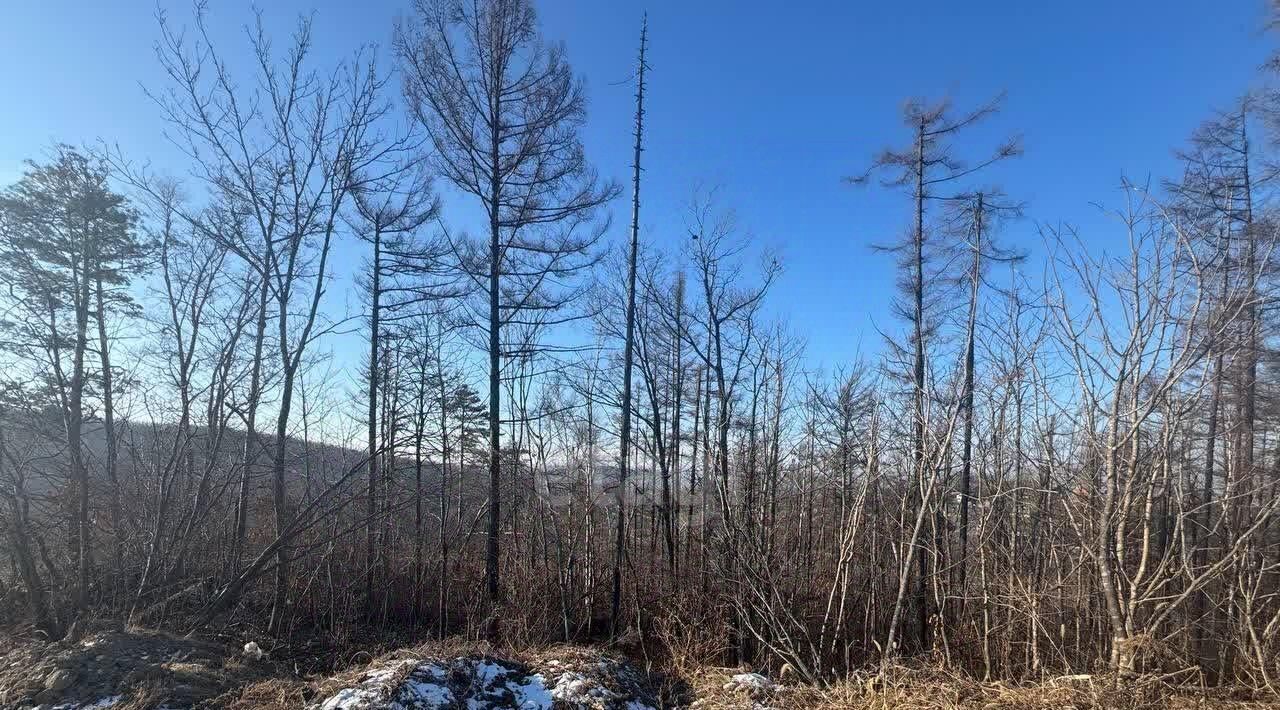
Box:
[2,0,1280,708]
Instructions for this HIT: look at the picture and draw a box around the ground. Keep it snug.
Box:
[0,629,673,710]
[0,628,1278,709]
[0,627,269,709]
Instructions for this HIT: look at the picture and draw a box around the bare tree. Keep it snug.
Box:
[851,94,1019,652]
[678,192,779,662]
[346,158,442,616]
[396,0,617,607]
[611,14,648,636]
[149,4,399,630]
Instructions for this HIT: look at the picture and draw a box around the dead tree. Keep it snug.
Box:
[677,192,779,662]
[611,14,649,636]
[396,0,617,609]
[945,190,1023,602]
[347,160,442,616]
[851,94,1019,652]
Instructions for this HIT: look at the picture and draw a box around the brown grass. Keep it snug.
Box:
[684,661,1280,709]
[4,622,1278,709]
[217,677,312,710]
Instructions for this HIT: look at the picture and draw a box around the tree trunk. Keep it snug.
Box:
[957,194,983,602]
[486,98,503,608]
[612,17,647,635]
[912,116,930,651]
[70,242,93,611]
[94,275,123,584]
[366,226,382,616]
[233,275,270,576]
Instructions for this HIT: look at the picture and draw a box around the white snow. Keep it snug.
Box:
[242,641,266,661]
[397,662,455,708]
[400,676,454,707]
[510,673,552,708]
[319,686,384,710]
[549,669,641,706]
[49,697,124,710]
[470,660,508,686]
[314,660,424,706]
[723,672,779,693]
[460,660,554,710]
[550,671,604,703]
[309,655,653,710]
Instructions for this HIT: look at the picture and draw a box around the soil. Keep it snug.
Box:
[5,628,1273,709]
[0,629,677,710]
[0,627,273,709]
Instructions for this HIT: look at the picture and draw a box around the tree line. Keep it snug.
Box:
[2,0,1280,692]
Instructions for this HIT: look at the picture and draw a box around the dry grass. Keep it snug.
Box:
[684,661,1280,709]
[217,677,312,710]
[3,623,1278,709]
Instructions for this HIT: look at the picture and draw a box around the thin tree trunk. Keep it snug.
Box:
[912,116,930,650]
[233,275,270,576]
[70,241,93,611]
[366,226,382,616]
[957,193,983,601]
[612,17,647,635]
[485,73,503,610]
[94,276,123,583]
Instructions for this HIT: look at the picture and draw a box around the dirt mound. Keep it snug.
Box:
[290,645,661,710]
[0,628,267,710]
[235,647,660,710]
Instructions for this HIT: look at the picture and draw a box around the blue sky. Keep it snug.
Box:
[1,0,1274,372]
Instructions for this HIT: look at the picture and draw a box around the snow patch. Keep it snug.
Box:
[508,673,552,708]
[317,659,446,710]
[311,654,655,710]
[723,672,779,693]
[242,641,266,661]
[49,697,124,710]
[400,671,454,707]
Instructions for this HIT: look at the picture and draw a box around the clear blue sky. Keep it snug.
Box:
[1,0,1273,371]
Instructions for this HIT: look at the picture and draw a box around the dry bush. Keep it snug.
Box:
[650,594,732,677]
[218,677,312,710]
[686,658,1280,709]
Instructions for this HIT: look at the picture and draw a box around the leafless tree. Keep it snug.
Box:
[396,0,618,608]
[851,94,1020,651]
